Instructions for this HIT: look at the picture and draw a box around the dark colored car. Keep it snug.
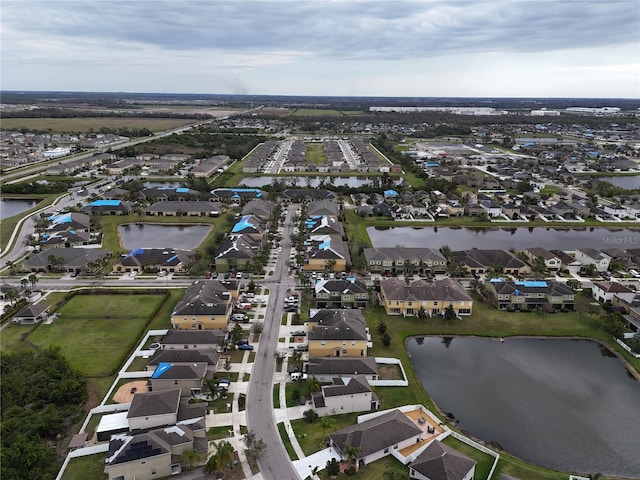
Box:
[238,344,254,351]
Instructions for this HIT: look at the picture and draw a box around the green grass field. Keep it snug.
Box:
[305,143,328,165]
[0,117,196,133]
[291,108,347,116]
[27,293,166,376]
[61,453,107,480]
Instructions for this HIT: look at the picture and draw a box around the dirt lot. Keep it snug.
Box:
[378,364,403,380]
[113,380,149,403]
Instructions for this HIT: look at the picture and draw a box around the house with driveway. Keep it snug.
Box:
[307,309,369,357]
[145,200,223,217]
[489,279,575,311]
[303,235,351,273]
[314,277,369,309]
[112,248,195,274]
[575,248,611,272]
[170,280,235,331]
[149,362,209,398]
[311,375,379,416]
[363,247,447,276]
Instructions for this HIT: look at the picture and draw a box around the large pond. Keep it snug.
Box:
[238,176,404,188]
[597,175,640,190]
[0,198,39,220]
[407,337,640,477]
[118,224,212,250]
[367,226,640,251]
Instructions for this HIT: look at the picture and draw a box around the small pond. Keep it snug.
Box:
[597,175,640,190]
[238,176,404,188]
[367,226,640,251]
[407,337,640,477]
[118,224,212,250]
[0,198,39,220]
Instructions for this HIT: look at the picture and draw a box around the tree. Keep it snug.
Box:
[566,279,581,291]
[230,323,244,345]
[20,278,28,289]
[531,256,547,275]
[28,274,39,289]
[443,304,457,321]
[381,333,391,347]
[215,440,235,469]
[242,431,267,461]
[252,321,264,335]
[307,376,322,396]
[326,458,340,478]
[292,388,302,405]
[304,409,319,423]
[5,288,18,306]
[377,320,387,334]
[320,415,335,432]
[343,444,361,471]
[417,306,427,320]
[180,449,201,471]
[601,312,625,339]
[326,259,337,273]
[6,260,17,275]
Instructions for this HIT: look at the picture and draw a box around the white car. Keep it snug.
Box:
[158,271,166,277]
[129,271,137,277]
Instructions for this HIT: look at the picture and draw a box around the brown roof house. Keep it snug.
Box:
[380,278,473,318]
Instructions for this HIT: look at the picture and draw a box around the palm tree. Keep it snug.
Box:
[307,376,321,396]
[180,449,201,471]
[215,440,234,469]
[5,289,18,306]
[28,274,38,289]
[343,444,361,471]
[20,278,28,289]
[6,261,17,276]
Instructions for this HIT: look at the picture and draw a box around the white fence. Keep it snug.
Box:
[615,337,640,358]
[448,430,500,480]
[370,357,409,386]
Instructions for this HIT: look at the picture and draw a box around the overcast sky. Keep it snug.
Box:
[2,0,639,98]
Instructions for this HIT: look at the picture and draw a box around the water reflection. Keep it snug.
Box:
[118,224,212,250]
[407,337,640,477]
[0,199,39,220]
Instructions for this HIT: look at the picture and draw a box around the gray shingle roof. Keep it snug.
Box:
[329,409,422,458]
[410,440,476,480]
[306,357,379,376]
[127,389,180,419]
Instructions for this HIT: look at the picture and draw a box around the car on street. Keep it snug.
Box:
[238,344,254,351]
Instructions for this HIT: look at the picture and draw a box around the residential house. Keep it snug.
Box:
[489,279,575,311]
[230,215,268,240]
[39,229,92,249]
[104,423,207,480]
[281,188,336,202]
[303,235,351,273]
[305,215,345,237]
[23,247,111,273]
[127,389,182,431]
[311,375,379,416]
[549,249,582,273]
[380,277,473,317]
[214,234,263,273]
[592,281,633,303]
[241,199,276,220]
[329,409,423,469]
[363,247,447,275]
[113,248,195,274]
[145,349,219,372]
[160,330,227,350]
[612,293,640,331]
[305,357,379,383]
[525,247,561,272]
[140,187,200,202]
[82,199,132,215]
[170,280,235,331]
[307,309,368,357]
[314,277,369,309]
[372,202,393,217]
[47,212,91,232]
[575,248,611,272]
[451,249,531,276]
[409,440,476,480]
[308,199,340,217]
[145,201,223,217]
[210,188,265,202]
[149,362,209,397]
[12,303,50,325]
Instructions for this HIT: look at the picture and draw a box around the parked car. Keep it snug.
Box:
[232,314,250,322]
[158,270,166,277]
[238,343,254,351]
[129,271,137,277]
[290,372,308,381]
[291,331,306,337]
[236,339,249,346]
[236,272,243,280]
[285,306,298,313]
[237,302,253,311]
[294,344,308,352]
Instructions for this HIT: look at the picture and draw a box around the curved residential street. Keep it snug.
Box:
[245,204,301,480]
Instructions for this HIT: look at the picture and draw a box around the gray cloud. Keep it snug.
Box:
[3,0,638,60]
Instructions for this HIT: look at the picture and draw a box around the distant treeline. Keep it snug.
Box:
[1,107,208,120]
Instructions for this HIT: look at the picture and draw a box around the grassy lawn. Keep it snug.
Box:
[316,455,407,480]
[291,108,345,117]
[277,422,299,460]
[208,425,235,440]
[27,293,166,376]
[285,380,312,407]
[291,412,360,456]
[0,324,37,354]
[61,453,108,480]
[0,117,196,133]
[273,384,281,408]
[305,143,328,166]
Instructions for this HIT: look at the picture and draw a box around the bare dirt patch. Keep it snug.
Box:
[113,380,149,403]
[377,364,403,380]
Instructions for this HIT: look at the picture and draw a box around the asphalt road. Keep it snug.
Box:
[245,204,301,480]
